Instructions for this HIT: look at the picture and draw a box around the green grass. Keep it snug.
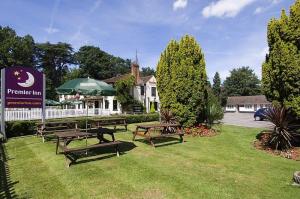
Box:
[2,123,300,199]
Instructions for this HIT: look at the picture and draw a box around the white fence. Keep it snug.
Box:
[2,108,114,121]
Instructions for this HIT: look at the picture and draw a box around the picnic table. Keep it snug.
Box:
[36,121,78,142]
[54,127,121,167]
[133,123,184,147]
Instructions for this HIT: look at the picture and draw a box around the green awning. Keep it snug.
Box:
[60,100,82,105]
[45,99,61,106]
[56,78,116,96]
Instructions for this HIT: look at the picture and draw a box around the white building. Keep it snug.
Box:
[225,95,271,112]
[104,60,159,113]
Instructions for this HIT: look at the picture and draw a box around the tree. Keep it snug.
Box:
[141,66,155,76]
[63,67,83,82]
[223,66,261,97]
[115,75,135,113]
[262,1,300,116]
[212,72,221,97]
[74,45,130,80]
[0,26,35,68]
[157,35,207,127]
[35,42,74,99]
[205,88,224,128]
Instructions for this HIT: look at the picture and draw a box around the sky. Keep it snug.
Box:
[0,0,295,81]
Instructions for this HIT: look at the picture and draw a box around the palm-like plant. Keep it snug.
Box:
[263,106,300,150]
[160,108,177,134]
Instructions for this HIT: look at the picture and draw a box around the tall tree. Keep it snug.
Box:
[212,72,221,97]
[35,42,74,99]
[157,35,207,126]
[74,45,130,80]
[141,66,155,76]
[262,1,300,116]
[223,66,261,97]
[0,26,35,68]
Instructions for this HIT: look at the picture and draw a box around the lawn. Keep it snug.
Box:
[1,123,300,199]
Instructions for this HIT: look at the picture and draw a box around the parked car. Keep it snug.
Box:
[254,108,268,121]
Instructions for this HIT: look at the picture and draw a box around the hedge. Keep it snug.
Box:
[5,113,159,138]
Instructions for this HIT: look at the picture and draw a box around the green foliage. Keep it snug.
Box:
[74,45,131,80]
[157,35,207,127]
[150,102,155,113]
[5,113,159,137]
[115,75,135,112]
[35,42,74,100]
[141,66,156,76]
[212,72,221,97]
[63,67,83,82]
[262,2,300,117]
[263,106,300,150]
[223,66,261,97]
[0,26,35,68]
[205,89,224,128]
[6,121,36,137]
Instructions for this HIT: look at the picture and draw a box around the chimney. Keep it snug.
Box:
[131,50,140,84]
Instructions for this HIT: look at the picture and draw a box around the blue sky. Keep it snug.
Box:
[0,0,295,81]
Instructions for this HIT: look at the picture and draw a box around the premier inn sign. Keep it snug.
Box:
[4,66,44,108]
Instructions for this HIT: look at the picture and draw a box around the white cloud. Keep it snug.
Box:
[173,0,188,11]
[202,0,256,18]
[270,0,281,4]
[254,7,263,14]
[45,27,60,34]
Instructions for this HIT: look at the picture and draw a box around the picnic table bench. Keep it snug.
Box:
[88,118,127,130]
[55,127,121,167]
[133,123,184,147]
[36,121,78,142]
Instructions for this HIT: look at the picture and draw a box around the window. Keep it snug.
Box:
[105,100,109,109]
[140,86,145,95]
[151,87,156,97]
[245,104,252,109]
[113,100,118,111]
[227,105,234,109]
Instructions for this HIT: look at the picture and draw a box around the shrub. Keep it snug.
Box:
[263,106,300,150]
[6,121,36,137]
[150,103,155,113]
[205,89,224,128]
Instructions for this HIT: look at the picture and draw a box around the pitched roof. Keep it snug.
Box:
[103,74,154,84]
[227,95,271,105]
[141,75,153,83]
[103,73,131,84]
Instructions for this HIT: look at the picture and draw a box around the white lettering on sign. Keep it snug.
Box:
[7,89,42,96]
[80,83,97,86]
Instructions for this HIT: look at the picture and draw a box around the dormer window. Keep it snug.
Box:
[151,87,156,97]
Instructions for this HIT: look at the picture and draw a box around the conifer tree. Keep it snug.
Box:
[262,1,300,116]
[157,35,207,126]
[212,72,221,97]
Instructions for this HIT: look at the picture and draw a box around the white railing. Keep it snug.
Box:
[1,108,116,121]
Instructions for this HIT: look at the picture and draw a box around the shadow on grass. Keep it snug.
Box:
[67,141,137,166]
[134,137,185,148]
[0,143,23,199]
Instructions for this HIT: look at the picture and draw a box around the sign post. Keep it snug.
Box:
[1,69,6,141]
[0,66,45,141]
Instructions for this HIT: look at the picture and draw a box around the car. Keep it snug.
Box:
[254,108,268,121]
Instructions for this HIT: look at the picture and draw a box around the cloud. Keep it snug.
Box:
[254,7,263,14]
[202,0,256,18]
[45,0,61,35]
[173,0,188,11]
[45,27,60,34]
[270,0,281,4]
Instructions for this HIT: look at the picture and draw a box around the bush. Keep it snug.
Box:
[205,89,224,128]
[6,121,36,138]
[263,106,300,150]
[4,113,159,138]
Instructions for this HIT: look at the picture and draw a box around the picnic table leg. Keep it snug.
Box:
[56,137,59,154]
[132,126,139,141]
[178,126,184,143]
[146,131,155,147]
[115,144,120,157]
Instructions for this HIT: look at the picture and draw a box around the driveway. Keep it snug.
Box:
[221,112,272,128]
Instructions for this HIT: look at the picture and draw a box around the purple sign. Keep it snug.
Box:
[5,66,44,108]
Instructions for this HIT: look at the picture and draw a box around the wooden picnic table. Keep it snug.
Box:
[133,123,184,147]
[54,128,121,167]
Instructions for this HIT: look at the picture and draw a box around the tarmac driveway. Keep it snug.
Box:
[221,112,272,128]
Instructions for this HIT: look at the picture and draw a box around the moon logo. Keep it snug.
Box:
[17,72,35,88]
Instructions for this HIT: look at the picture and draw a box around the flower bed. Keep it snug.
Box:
[185,124,218,137]
[254,132,300,161]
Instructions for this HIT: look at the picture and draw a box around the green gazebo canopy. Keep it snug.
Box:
[56,78,116,96]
